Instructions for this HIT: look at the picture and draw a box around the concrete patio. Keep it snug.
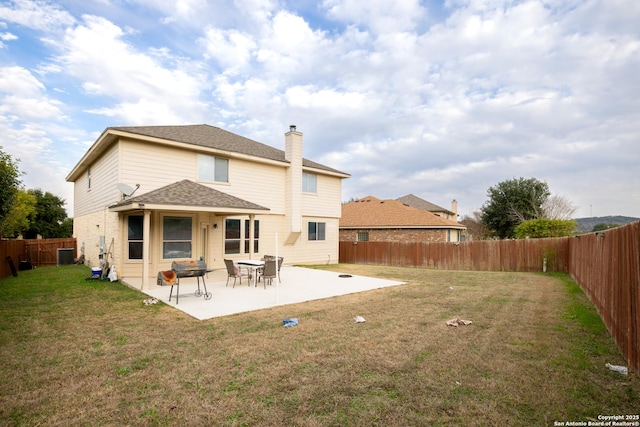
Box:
[124,265,405,320]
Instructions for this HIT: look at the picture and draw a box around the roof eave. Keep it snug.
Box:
[339,225,467,230]
[109,202,270,214]
[303,165,351,178]
[65,130,118,182]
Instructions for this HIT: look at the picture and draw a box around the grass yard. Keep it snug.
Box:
[0,264,638,426]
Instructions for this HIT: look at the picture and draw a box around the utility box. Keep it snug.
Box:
[57,248,75,266]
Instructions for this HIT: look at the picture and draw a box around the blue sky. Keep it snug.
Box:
[1,0,639,218]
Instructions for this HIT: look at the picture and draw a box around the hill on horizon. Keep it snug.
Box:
[573,215,639,232]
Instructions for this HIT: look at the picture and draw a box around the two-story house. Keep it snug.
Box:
[66,124,350,288]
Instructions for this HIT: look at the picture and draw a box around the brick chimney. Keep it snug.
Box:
[285,125,302,237]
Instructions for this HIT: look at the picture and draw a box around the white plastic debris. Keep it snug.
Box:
[143,298,158,306]
[605,363,628,375]
[446,318,473,327]
[108,266,118,282]
[354,315,366,323]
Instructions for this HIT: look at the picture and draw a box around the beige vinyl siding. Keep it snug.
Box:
[120,139,196,193]
[73,144,120,218]
[217,159,286,214]
[301,173,343,218]
[295,217,340,264]
[119,139,286,213]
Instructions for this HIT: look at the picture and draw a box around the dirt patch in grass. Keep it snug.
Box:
[0,264,638,426]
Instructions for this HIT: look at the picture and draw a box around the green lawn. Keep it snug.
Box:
[0,264,638,426]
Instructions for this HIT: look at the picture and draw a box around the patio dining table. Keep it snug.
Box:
[236,260,265,287]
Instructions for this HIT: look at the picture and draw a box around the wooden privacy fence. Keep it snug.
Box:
[340,222,640,376]
[339,237,570,272]
[1,238,77,280]
[568,222,639,379]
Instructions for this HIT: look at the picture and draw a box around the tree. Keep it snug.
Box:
[592,223,619,232]
[0,189,36,238]
[480,177,550,239]
[514,218,577,239]
[542,194,578,220]
[23,189,72,239]
[460,210,491,240]
[0,146,23,237]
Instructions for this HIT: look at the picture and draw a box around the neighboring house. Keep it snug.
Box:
[396,194,459,221]
[66,124,350,288]
[340,196,466,243]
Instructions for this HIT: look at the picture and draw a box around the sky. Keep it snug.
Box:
[1,0,639,219]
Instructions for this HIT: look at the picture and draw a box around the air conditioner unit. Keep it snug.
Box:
[57,248,75,266]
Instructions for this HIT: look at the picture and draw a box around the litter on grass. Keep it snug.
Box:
[283,318,299,327]
[144,298,158,306]
[605,363,628,375]
[447,318,473,327]
[354,315,366,323]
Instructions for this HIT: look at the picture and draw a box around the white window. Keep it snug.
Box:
[308,221,326,241]
[87,166,91,190]
[302,172,317,193]
[198,154,228,182]
[163,216,192,259]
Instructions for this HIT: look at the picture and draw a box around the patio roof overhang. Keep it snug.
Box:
[108,179,269,215]
[109,180,269,290]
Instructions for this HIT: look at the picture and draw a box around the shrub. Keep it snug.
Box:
[514,218,577,239]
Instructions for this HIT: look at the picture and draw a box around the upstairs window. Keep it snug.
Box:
[302,172,317,193]
[198,154,229,182]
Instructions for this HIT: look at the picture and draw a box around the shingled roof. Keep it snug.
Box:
[109,124,347,175]
[110,179,269,212]
[340,196,465,229]
[396,194,454,215]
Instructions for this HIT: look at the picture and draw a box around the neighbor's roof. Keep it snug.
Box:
[396,194,454,215]
[340,196,465,229]
[109,179,269,213]
[66,124,349,181]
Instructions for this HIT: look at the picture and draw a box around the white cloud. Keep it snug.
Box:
[0,66,44,94]
[0,31,18,42]
[322,0,426,34]
[201,27,256,72]
[0,0,75,31]
[0,66,64,119]
[86,98,191,125]
[285,86,366,110]
[0,0,639,218]
[54,14,210,123]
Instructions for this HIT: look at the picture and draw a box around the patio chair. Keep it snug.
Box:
[224,259,249,288]
[262,255,283,283]
[260,259,277,289]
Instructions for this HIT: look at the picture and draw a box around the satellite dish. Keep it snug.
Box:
[117,183,140,198]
